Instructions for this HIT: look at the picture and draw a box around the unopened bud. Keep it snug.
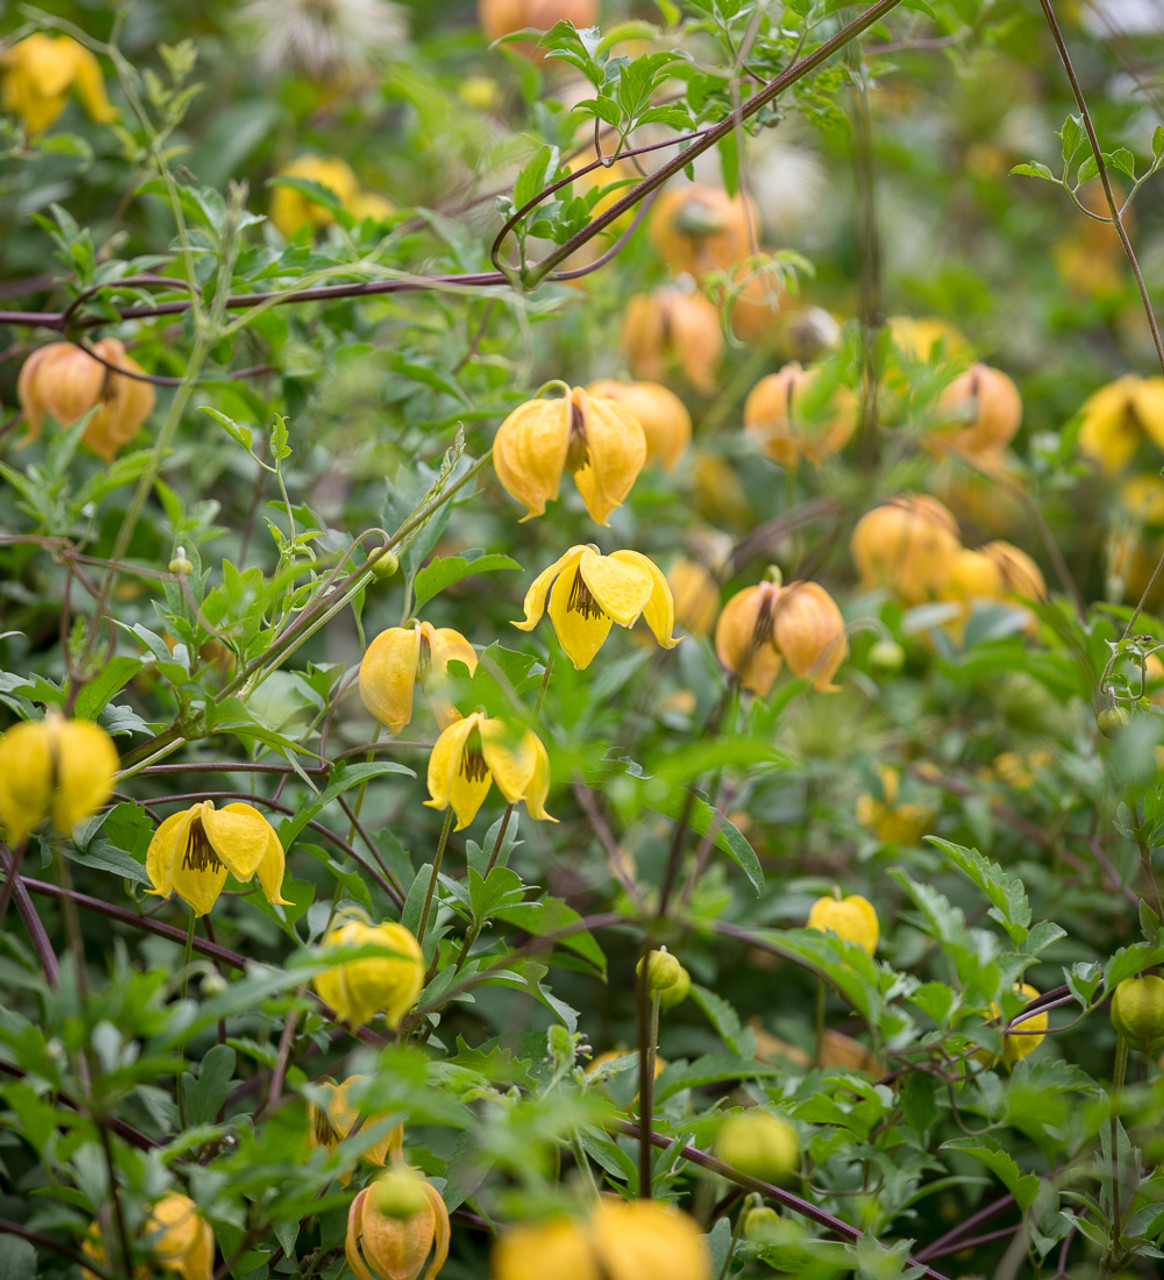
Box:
[868,639,905,676]
[743,1206,781,1243]
[716,1110,801,1184]
[200,971,227,998]
[1098,706,1130,737]
[366,547,399,580]
[1111,975,1164,1054]
[637,947,683,995]
[169,547,194,575]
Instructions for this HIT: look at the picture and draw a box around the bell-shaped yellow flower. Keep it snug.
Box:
[743,363,857,468]
[314,919,424,1028]
[359,620,478,734]
[2,34,116,134]
[713,580,783,696]
[270,155,360,238]
[807,893,879,955]
[492,385,647,525]
[770,580,847,692]
[425,711,554,831]
[513,545,680,670]
[145,800,292,918]
[346,1176,450,1280]
[586,379,692,472]
[0,713,118,844]
[310,1074,405,1173]
[1077,375,1164,474]
[82,1192,214,1280]
[667,558,720,636]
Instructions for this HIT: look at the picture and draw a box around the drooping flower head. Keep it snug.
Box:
[513,545,679,670]
[587,379,692,472]
[146,800,292,917]
[359,620,477,734]
[82,1192,214,1280]
[269,154,360,237]
[492,385,647,526]
[309,1074,404,1170]
[713,580,783,697]
[314,918,424,1028]
[743,363,857,468]
[807,892,879,955]
[850,495,961,604]
[622,288,723,396]
[0,712,118,845]
[346,1174,450,1280]
[2,34,117,134]
[425,710,554,830]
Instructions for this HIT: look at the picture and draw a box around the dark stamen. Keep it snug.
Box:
[416,631,432,684]
[459,729,488,783]
[312,1103,339,1148]
[751,594,775,646]
[567,571,608,622]
[182,818,223,874]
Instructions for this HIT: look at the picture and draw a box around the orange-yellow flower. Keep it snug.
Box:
[586,379,692,472]
[314,919,424,1029]
[82,1193,214,1280]
[492,385,647,526]
[146,800,291,918]
[346,1175,450,1280]
[622,288,724,395]
[715,579,846,694]
[2,34,116,134]
[425,711,554,830]
[743,363,856,468]
[269,155,360,237]
[309,1075,404,1170]
[359,621,477,734]
[513,544,679,670]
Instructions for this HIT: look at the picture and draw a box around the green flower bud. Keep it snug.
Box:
[637,947,683,996]
[868,639,905,675]
[659,962,691,1011]
[715,1109,801,1184]
[367,546,399,580]
[169,547,194,575]
[743,1206,781,1244]
[1098,706,1131,737]
[1111,975,1164,1054]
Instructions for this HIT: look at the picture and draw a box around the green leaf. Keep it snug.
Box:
[71,656,144,720]
[941,1136,1040,1210]
[646,790,764,895]
[183,1044,236,1126]
[412,552,521,610]
[689,983,744,1054]
[1058,114,1084,167]
[1108,147,1137,180]
[655,1053,784,1102]
[1010,161,1058,182]
[0,1237,36,1280]
[1105,941,1164,993]
[930,836,1031,943]
[201,405,255,451]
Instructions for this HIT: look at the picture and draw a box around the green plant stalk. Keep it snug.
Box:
[417,809,454,949]
[716,1201,751,1280]
[176,911,197,1129]
[1109,1031,1129,1259]
[637,961,662,1201]
[570,1129,600,1202]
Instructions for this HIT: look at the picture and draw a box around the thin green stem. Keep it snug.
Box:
[1109,1033,1129,1260]
[483,804,515,877]
[815,978,827,1067]
[570,1129,601,1202]
[176,911,196,1130]
[417,809,454,949]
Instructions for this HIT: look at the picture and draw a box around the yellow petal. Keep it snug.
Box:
[345,1190,378,1280]
[426,713,493,829]
[1134,377,1164,453]
[1078,377,1138,473]
[146,805,199,900]
[570,388,648,526]
[578,548,653,627]
[479,718,537,804]
[145,1194,213,1280]
[255,822,293,907]
[421,1181,451,1280]
[714,584,782,696]
[64,40,116,124]
[492,396,571,520]
[359,625,421,734]
[426,624,478,729]
[609,550,680,649]
[521,731,557,823]
[547,559,615,669]
[512,545,587,632]
[202,802,278,882]
[50,717,119,833]
[0,721,53,844]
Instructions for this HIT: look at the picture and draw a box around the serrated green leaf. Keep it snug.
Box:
[413,552,521,610]
[941,1136,1040,1210]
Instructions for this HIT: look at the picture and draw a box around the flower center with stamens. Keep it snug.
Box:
[459,728,489,784]
[416,631,432,684]
[751,593,775,647]
[312,1102,340,1148]
[567,571,607,622]
[182,818,223,874]
[565,396,590,475]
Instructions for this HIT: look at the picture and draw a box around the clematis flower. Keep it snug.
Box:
[82,1192,214,1280]
[346,1174,450,1280]
[146,800,292,917]
[269,154,360,238]
[314,918,424,1028]
[425,711,554,831]
[359,620,477,734]
[492,385,647,526]
[513,545,679,670]
[0,712,118,845]
[2,34,117,135]
[309,1074,404,1172]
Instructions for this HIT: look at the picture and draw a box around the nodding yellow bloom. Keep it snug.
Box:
[145,800,292,918]
[425,711,554,831]
[713,581,783,696]
[314,919,424,1029]
[975,982,1048,1069]
[2,34,116,134]
[0,713,118,845]
[513,544,679,670]
[346,1176,450,1280]
[82,1192,214,1280]
[269,154,360,237]
[492,1198,711,1280]
[807,893,879,955]
[309,1075,404,1172]
[586,379,692,472]
[359,621,478,734]
[492,385,647,526]
[1077,375,1164,474]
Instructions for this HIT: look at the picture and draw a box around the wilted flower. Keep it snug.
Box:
[359,621,477,734]
[346,1174,449,1280]
[314,919,424,1028]
[2,33,116,134]
[743,363,857,468]
[82,1192,214,1280]
[492,385,647,526]
[1077,375,1164,474]
[622,288,723,395]
[18,339,156,461]
[269,155,360,237]
[309,1075,404,1169]
[146,800,291,918]
[850,495,961,604]
[513,544,679,670]
[649,183,758,279]
[932,363,1022,455]
[0,713,118,845]
[492,1198,710,1280]
[586,379,691,472]
[807,892,879,955]
[425,711,554,830]
[240,0,409,83]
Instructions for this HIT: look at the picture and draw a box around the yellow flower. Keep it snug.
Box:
[145,800,292,917]
[82,1193,214,1280]
[492,1199,710,1280]
[975,982,1047,1068]
[586,379,692,472]
[666,558,720,636]
[314,919,424,1028]
[931,363,1022,456]
[770,580,847,692]
[492,385,647,526]
[713,580,783,696]
[715,1110,801,1183]
[309,1075,405,1170]
[17,338,156,462]
[346,1176,450,1280]
[743,363,857,468]
[425,711,554,830]
[513,544,679,670]
[2,34,116,134]
[0,713,118,844]
[807,893,879,955]
[1077,375,1164,474]
[359,621,478,734]
[621,288,723,396]
[850,495,961,604]
[270,155,361,238]
[854,766,933,845]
